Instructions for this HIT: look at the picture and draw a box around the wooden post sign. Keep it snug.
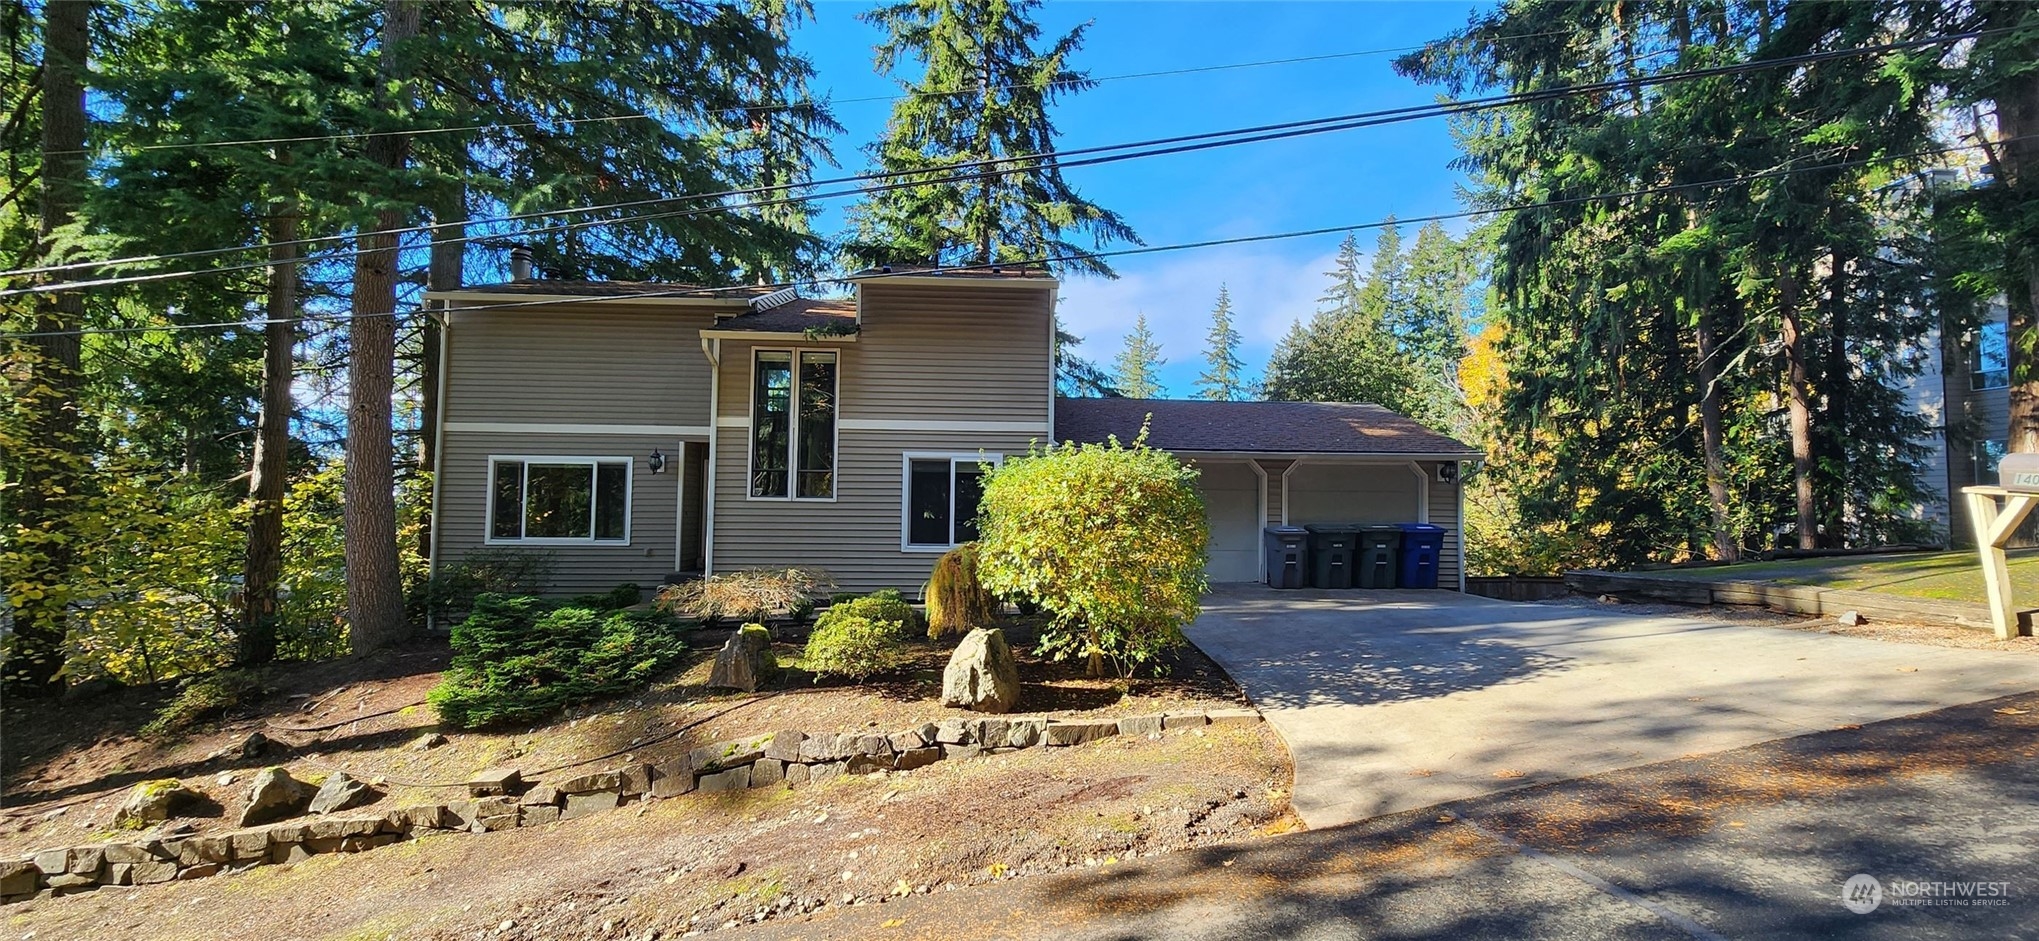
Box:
[1966,453,2039,640]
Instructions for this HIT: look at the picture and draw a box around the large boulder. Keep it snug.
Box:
[709,624,776,692]
[941,628,1020,714]
[238,767,315,826]
[114,779,203,828]
[307,772,381,815]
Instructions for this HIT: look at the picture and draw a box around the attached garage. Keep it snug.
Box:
[1053,397,1483,589]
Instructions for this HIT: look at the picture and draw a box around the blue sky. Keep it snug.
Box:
[791,1,1487,396]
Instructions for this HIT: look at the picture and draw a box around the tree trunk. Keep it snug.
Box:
[239,197,299,665]
[344,0,418,653]
[1780,266,1818,549]
[1820,252,1849,547]
[417,186,464,562]
[1695,309,1737,562]
[7,0,90,696]
[1994,21,2039,455]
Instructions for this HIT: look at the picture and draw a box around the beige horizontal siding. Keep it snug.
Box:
[437,430,684,597]
[710,428,1038,593]
[1429,464,1463,587]
[444,303,716,426]
[851,283,1053,423]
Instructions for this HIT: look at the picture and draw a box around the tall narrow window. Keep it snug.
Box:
[904,455,999,548]
[751,352,792,497]
[486,458,631,543]
[1973,321,2009,391]
[750,349,837,499]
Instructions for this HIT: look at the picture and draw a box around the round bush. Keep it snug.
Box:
[802,612,906,680]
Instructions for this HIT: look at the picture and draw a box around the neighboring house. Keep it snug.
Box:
[1910,298,2010,545]
[424,269,1481,597]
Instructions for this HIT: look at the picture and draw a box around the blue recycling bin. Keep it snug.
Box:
[1396,523,1448,589]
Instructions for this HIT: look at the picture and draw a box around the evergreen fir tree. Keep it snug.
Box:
[1195,284,1249,400]
[1113,313,1166,399]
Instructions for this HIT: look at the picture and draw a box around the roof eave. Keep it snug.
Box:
[697,329,859,343]
[849,273,1060,288]
[425,290,753,308]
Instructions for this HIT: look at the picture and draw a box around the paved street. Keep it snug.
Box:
[1185,587,2035,826]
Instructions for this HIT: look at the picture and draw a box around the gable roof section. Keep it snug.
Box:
[701,298,858,337]
[1052,397,1482,458]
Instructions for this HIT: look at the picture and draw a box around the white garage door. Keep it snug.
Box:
[1198,462,1261,582]
[1287,463,1420,525]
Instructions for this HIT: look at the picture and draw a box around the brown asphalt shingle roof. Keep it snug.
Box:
[444,280,771,300]
[1052,397,1481,456]
[850,265,1055,281]
[708,298,858,335]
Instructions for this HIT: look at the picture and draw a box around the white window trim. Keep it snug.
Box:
[900,451,1003,552]
[484,455,635,547]
[746,347,842,503]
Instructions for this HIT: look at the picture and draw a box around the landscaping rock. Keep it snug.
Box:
[45,873,95,895]
[691,739,766,773]
[1117,714,1165,737]
[697,766,752,793]
[307,772,381,815]
[893,747,941,772]
[710,625,775,692]
[101,843,165,865]
[176,863,222,881]
[0,862,37,897]
[561,791,620,820]
[115,779,203,828]
[520,805,561,827]
[552,770,623,794]
[1042,720,1119,747]
[807,761,845,783]
[649,759,695,799]
[467,767,523,797]
[940,628,1020,714]
[975,718,1011,745]
[229,831,271,861]
[387,804,451,830]
[934,719,976,745]
[1207,709,1262,726]
[751,759,785,787]
[798,733,854,763]
[517,785,560,807]
[1005,720,1046,748]
[411,732,448,751]
[1161,713,1209,731]
[845,754,890,775]
[128,861,178,885]
[783,763,812,786]
[239,767,315,827]
[853,733,894,758]
[65,846,104,876]
[619,763,653,796]
[763,730,806,762]
[1837,610,1867,626]
[888,728,927,751]
[938,744,983,761]
[207,732,271,763]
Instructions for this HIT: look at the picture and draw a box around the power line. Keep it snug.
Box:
[0,25,1997,293]
[1,135,2009,342]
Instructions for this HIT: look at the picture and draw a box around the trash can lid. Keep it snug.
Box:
[1396,522,1448,533]
[1357,524,1404,534]
[1264,525,1308,535]
[1303,523,1363,533]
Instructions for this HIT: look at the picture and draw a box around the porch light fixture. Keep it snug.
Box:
[647,449,667,475]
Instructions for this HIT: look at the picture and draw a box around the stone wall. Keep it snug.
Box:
[2,708,1262,904]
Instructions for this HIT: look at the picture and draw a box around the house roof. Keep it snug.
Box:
[1051,397,1482,457]
[849,265,1058,285]
[705,298,858,336]
[429,280,772,301]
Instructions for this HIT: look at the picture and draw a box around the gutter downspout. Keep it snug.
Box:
[1249,460,1269,583]
[1456,465,1467,593]
[426,307,452,630]
[1280,460,1300,524]
[701,335,721,576]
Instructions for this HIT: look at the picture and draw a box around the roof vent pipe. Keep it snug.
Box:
[508,245,534,282]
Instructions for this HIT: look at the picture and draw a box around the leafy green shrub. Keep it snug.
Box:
[427,594,689,729]
[656,568,835,622]
[414,546,553,626]
[802,613,906,680]
[924,544,997,640]
[819,588,924,638]
[141,669,267,740]
[565,583,644,612]
[976,428,1208,676]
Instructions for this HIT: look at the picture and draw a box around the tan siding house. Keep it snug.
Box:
[426,270,1480,597]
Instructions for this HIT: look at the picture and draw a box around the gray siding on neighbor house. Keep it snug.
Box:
[707,283,1055,593]
[1429,467,1463,587]
[437,430,685,596]
[442,303,723,427]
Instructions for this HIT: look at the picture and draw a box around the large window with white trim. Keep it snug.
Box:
[750,350,837,499]
[1973,321,2009,391]
[488,457,631,543]
[904,454,998,549]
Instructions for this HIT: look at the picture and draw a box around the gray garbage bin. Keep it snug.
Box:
[1354,525,1401,589]
[1263,526,1309,588]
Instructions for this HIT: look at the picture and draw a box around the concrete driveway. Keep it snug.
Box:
[1185,586,2037,828]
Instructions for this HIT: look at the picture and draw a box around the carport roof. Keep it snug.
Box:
[1052,397,1482,458]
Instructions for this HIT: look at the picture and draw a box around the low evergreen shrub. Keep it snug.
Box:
[427,594,689,729]
[141,669,268,740]
[819,588,924,638]
[802,612,906,680]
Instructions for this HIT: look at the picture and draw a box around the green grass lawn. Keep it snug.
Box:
[1646,549,2038,604]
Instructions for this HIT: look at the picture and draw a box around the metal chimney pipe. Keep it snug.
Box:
[508,245,534,281]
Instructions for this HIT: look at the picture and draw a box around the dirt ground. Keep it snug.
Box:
[1533,591,2039,653]
[0,623,1292,938]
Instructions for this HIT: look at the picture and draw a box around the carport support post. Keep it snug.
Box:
[1965,486,2037,640]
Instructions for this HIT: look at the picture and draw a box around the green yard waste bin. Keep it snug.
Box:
[1354,525,1401,589]
[1303,524,1358,589]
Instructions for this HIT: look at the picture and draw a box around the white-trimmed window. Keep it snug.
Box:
[488,457,631,544]
[1973,321,2009,391]
[903,453,1000,551]
[750,349,838,499]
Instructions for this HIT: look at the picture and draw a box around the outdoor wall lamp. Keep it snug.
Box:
[648,449,667,475]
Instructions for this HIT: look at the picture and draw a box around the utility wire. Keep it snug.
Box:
[1,134,2008,342]
[0,26,1999,292]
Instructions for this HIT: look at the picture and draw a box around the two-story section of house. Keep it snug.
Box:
[426,267,1480,597]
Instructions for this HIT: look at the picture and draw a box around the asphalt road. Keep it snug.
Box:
[736,690,2039,940]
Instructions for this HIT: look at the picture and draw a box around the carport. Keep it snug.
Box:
[1051,398,1483,588]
